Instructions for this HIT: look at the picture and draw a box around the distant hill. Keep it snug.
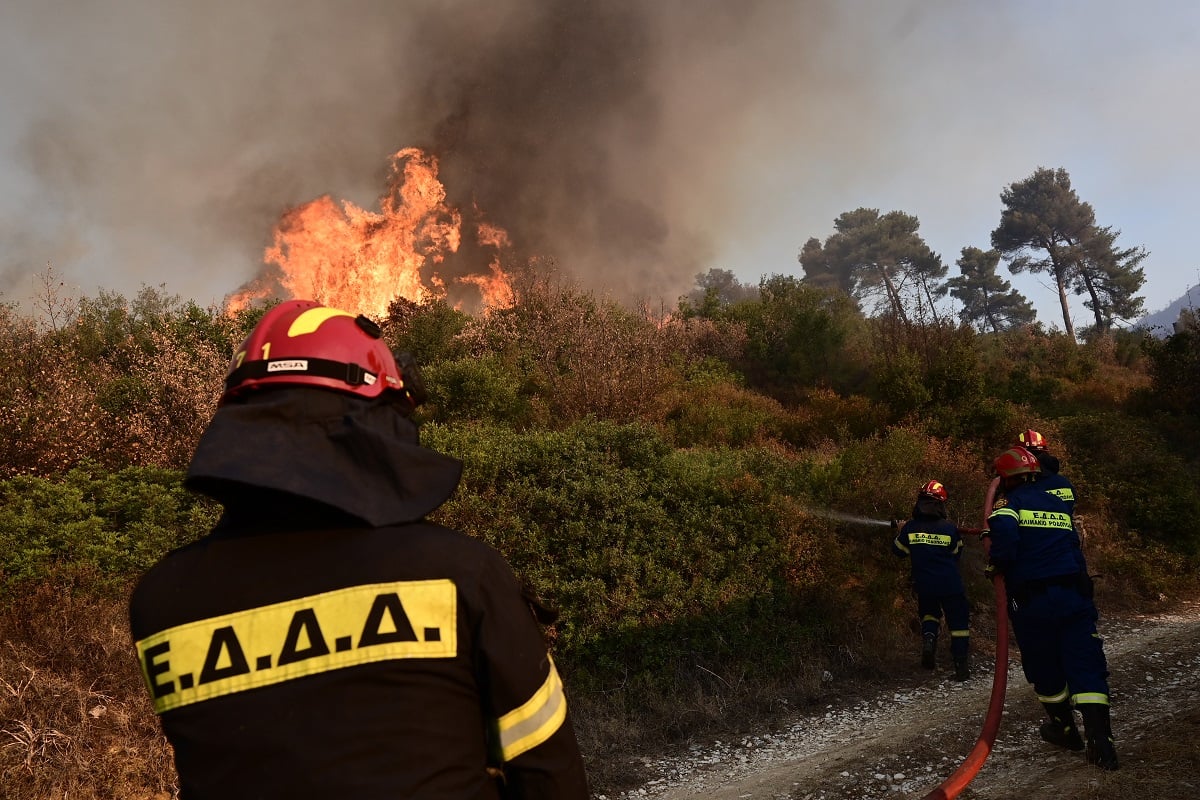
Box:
[1136,283,1199,337]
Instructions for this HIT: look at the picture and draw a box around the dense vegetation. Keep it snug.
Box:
[1,273,1197,797]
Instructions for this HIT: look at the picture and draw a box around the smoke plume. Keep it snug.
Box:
[7,2,1191,315]
[0,0,827,308]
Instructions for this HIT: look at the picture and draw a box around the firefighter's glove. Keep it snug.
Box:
[890,519,900,533]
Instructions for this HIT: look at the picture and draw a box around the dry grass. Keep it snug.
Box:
[0,583,174,800]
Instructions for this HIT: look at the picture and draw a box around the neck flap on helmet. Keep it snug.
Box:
[185,388,462,528]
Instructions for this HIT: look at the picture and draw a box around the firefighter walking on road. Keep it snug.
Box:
[129,300,590,799]
[986,446,1118,771]
[892,480,972,681]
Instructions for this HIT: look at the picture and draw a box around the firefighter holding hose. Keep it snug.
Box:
[985,446,1118,771]
[892,480,972,681]
[129,300,589,798]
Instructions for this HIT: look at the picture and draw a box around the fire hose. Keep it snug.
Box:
[920,477,1008,800]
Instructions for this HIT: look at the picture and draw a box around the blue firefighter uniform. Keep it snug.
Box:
[987,480,1113,758]
[892,505,969,674]
[1031,450,1077,515]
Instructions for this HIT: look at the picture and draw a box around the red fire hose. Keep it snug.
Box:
[920,477,1008,800]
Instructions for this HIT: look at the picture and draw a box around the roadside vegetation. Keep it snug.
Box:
[1,262,1197,797]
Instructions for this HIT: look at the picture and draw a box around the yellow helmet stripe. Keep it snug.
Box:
[287,307,354,337]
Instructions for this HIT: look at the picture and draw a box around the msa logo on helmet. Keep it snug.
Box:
[135,580,458,714]
[267,359,309,373]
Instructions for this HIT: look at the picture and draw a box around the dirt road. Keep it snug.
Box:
[609,599,1200,800]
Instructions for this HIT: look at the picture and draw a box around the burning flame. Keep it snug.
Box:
[226,147,514,318]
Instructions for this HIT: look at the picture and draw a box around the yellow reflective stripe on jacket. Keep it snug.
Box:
[1046,487,1074,503]
[136,580,458,714]
[989,507,1018,522]
[1016,509,1072,530]
[497,656,568,761]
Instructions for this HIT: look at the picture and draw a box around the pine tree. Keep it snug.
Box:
[800,208,946,323]
[947,247,1036,333]
[991,167,1146,338]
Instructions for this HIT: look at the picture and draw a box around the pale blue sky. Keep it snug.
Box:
[1,1,1196,325]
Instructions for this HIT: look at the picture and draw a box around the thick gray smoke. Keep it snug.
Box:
[0,0,816,308]
[3,1,1196,314]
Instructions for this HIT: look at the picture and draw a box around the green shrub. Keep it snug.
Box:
[867,348,931,417]
[422,420,847,689]
[384,298,472,364]
[664,380,786,447]
[420,354,531,425]
[1142,328,1200,417]
[1060,413,1200,554]
[0,463,217,595]
[784,387,890,446]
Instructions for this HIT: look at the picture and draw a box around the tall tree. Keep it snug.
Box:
[991,167,1147,338]
[947,247,1036,333]
[799,208,946,323]
[798,237,853,294]
[1074,225,1148,331]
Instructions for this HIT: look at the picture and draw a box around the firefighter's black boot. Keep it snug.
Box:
[1079,704,1119,770]
[952,655,970,681]
[921,633,937,669]
[1038,700,1083,751]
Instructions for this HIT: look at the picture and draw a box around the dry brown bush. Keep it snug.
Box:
[0,335,111,478]
[0,298,229,478]
[97,330,225,470]
[460,278,737,427]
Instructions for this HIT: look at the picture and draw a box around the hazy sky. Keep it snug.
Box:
[1,0,1197,326]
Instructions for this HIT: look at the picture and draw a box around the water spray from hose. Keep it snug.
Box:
[800,508,892,528]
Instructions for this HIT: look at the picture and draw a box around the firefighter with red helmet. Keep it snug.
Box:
[1018,429,1078,517]
[891,480,972,681]
[128,300,589,798]
[986,446,1118,771]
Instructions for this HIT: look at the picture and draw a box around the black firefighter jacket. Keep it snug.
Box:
[129,389,589,799]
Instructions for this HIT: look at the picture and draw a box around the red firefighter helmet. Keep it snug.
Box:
[919,480,948,502]
[994,446,1041,479]
[221,300,420,407]
[1017,429,1047,451]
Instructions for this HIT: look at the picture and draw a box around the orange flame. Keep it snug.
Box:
[226,147,513,317]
